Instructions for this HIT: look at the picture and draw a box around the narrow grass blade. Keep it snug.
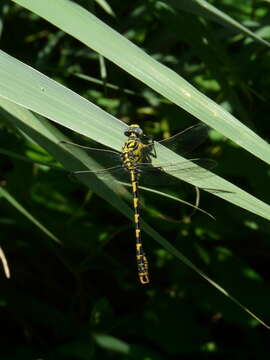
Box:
[10,0,270,166]
[0,50,270,222]
[94,334,130,354]
[143,220,270,330]
[0,246,10,278]
[0,51,270,219]
[95,0,115,17]
[167,0,270,48]
[0,187,62,244]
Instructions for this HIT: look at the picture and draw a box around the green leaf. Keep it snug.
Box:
[0,49,270,224]
[167,0,270,48]
[95,0,115,17]
[0,187,61,244]
[93,334,130,354]
[9,0,270,167]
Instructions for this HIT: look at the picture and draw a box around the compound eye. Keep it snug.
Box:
[124,125,143,137]
[135,128,143,136]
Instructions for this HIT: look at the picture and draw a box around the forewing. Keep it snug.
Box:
[155,123,210,155]
[72,165,131,184]
[61,140,122,170]
[136,158,217,186]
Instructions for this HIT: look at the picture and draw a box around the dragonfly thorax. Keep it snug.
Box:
[122,137,146,167]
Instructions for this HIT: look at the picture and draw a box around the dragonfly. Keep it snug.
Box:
[61,123,216,285]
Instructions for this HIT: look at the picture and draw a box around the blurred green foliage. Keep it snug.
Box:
[1,0,270,359]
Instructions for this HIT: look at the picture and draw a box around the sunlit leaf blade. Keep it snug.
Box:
[1,97,269,329]
[0,49,125,150]
[93,334,130,354]
[0,50,270,223]
[0,246,10,278]
[95,0,115,17]
[0,186,62,244]
[10,0,270,166]
[167,0,270,48]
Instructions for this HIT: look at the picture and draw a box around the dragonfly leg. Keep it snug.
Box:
[142,137,156,160]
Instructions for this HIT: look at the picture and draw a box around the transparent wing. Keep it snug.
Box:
[146,123,210,155]
[71,158,231,196]
[136,158,217,186]
[72,165,131,184]
[138,160,232,193]
[73,158,216,184]
[61,136,221,187]
[60,140,122,169]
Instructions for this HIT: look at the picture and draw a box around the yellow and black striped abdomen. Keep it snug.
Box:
[121,137,150,284]
[130,169,149,284]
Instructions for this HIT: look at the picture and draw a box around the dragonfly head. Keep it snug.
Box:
[124,124,143,138]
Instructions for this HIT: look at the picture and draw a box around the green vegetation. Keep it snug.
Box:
[1,0,270,358]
